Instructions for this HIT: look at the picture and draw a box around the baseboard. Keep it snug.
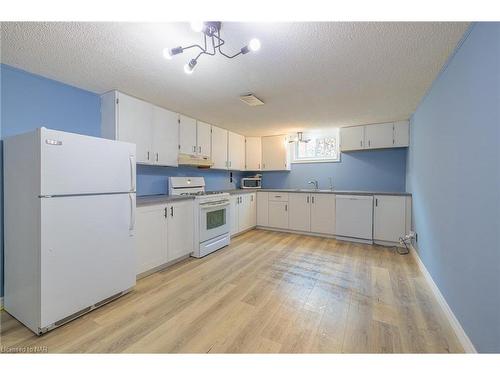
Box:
[410,245,477,353]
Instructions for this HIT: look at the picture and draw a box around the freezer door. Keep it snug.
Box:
[40,193,136,329]
[40,128,136,196]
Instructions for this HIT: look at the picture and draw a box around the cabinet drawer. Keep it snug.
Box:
[268,192,289,202]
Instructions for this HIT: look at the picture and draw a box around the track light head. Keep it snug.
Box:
[184,59,197,74]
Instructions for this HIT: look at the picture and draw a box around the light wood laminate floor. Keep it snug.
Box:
[0,229,463,353]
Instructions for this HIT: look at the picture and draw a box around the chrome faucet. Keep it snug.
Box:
[308,180,319,190]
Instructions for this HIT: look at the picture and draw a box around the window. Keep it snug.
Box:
[292,129,340,163]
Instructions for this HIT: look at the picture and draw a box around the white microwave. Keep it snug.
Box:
[241,177,262,189]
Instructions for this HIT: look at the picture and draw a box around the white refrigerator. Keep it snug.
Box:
[3,127,137,334]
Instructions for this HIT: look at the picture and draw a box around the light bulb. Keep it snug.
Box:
[184,64,194,74]
[249,38,261,52]
[190,21,204,33]
[162,48,173,60]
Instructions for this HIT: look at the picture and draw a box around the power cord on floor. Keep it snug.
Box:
[396,231,416,255]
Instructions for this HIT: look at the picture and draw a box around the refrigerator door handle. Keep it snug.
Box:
[129,193,136,233]
[129,155,136,192]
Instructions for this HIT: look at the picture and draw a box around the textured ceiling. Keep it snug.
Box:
[1,22,469,136]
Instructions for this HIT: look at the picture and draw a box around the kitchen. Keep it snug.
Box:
[0,12,499,369]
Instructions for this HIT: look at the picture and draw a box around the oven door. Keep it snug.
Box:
[199,200,230,243]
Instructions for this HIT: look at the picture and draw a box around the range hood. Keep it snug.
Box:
[178,153,214,168]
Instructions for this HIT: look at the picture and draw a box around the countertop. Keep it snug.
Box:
[224,189,411,196]
[137,189,411,206]
[136,194,195,207]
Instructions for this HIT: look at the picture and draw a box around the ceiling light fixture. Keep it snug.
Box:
[289,132,311,144]
[164,21,261,74]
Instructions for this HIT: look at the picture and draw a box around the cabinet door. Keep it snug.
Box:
[268,201,289,229]
[288,193,311,232]
[249,193,257,228]
[365,123,394,149]
[179,115,197,155]
[393,121,409,147]
[310,194,335,235]
[245,137,262,171]
[261,135,289,171]
[136,205,167,275]
[256,192,269,226]
[117,93,153,163]
[374,195,406,242]
[152,106,179,166]
[229,195,239,236]
[211,126,228,170]
[167,200,194,261]
[228,131,245,170]
[238,194,249,232]
[197,121,212,159]
[340,126,364,151]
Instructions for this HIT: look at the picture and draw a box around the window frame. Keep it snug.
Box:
[291,129,341,164]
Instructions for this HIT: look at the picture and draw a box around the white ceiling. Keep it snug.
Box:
[1,22,469,136]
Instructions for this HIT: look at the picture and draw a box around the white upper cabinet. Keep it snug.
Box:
[179,115,198,155]
[245,137,262,171]
[211,126,228,170]
[101,91,178,166]
[310,194,336,235]
[228,131,245,170]
[261,135,290,171]
[393,121,410,147]
[340,126,365,152]
[340,120,410,152]
[365,122,394,149]
[152,106,179,166]
[197,121,212,159]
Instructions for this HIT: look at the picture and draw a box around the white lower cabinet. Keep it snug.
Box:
[136,205,167,275]
[167,200,194,261]
[268,193,289,229]
[230,193,257,236]
[373,195,407,243]
[310,194,336,235]
[289,193,311,232]
[287,193,336,234]
[256,192,269,226]
[136,200,194,276]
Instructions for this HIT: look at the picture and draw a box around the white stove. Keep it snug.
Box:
[169,177,230,258]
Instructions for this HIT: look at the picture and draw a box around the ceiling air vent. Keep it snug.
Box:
[239,94,264,106]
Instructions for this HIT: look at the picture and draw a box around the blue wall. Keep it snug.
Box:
[0,64,102,298]
[137,165,246,196]
[406,23,500,353]
[262,148,407,191]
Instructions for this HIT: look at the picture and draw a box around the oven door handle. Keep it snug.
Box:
[200,202,230,210]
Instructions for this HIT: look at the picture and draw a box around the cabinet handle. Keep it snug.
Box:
[258,163,261,169]
[156,152,159,162]
[171,206,174,217]
[164,207,168,218]
[193,146,196,153]
[312,196,315,204]
[251,195,253,202]
[198,146,202,153]
[263,163,266,169]
[368,140,371,147]
[375,198,378,207]
[360,140,362,147]
[147,151,150,160]
[307,196,309,203]
[285,204,287,212]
